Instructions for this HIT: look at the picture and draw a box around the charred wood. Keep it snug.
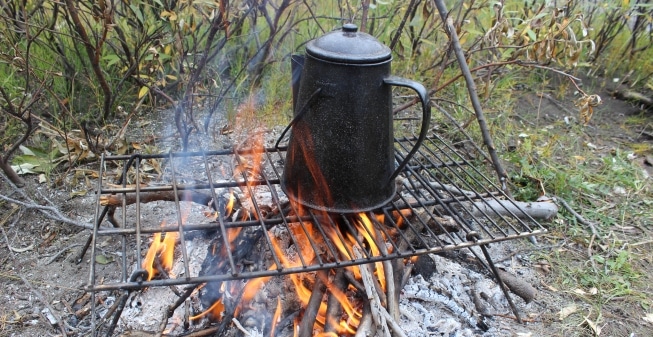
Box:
[324,269,347,334]
[298,271,327,337]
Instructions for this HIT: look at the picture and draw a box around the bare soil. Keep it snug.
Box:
[1,76,652,337]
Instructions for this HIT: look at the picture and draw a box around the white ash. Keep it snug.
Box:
[117,236,210,334]
[399,252,539,336]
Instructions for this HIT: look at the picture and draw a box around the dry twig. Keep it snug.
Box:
[553,195,600,238]
[0,174,94,230]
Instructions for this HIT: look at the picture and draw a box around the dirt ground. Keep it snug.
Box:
[1,75,652,337]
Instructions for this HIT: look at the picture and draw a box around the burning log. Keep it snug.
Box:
[298,271,327,337]
[323,269,348,334]
[353,303,372,337]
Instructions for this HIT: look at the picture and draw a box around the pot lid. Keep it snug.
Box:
[306,23,391,64]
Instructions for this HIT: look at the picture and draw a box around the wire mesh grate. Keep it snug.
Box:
[85,131,547,292]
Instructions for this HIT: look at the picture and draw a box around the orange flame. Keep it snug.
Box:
[225,191,236,217]
[190,100,418,334]
[271,296,282,337]
[142,223,179,281]
[190,298,224,321]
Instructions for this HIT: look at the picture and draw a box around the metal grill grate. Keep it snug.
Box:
[84,129,547,293]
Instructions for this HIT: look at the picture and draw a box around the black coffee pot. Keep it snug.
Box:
[279,23,431,213]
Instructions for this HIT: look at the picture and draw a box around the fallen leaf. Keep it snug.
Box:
[643,313,653,324]
[70,190,88,198]
[573,288,587,295]
[11,162,38,175]
[38,174,47,184]
[19,145,36,156]
[582,315,601,336]
[559,304,578,320]
[573,155,586,161]
[95,255,114,265]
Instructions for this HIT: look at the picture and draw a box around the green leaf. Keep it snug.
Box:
[95,255,114,265]
[12,145,64,175]
[11,163,38,175]
[19,145,36,156]
[102,54,121,67]
[129,4,144,25]
[526,27,537,42]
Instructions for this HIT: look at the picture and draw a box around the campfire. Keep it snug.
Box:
[79,24,551,336]
[80,122,548,336]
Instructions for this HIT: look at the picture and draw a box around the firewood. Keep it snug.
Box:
[99,190,213,207]
[298,271,327,337]
[446,198,559,220]
[610,87,653,109]
[353,303,373,337]
[324,269,347,334]
[496,268,538,303]
[355,246,391,337]
[372,226,399,322]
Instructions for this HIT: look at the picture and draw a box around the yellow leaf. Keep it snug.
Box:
[161,10,177,21]
[138,86,149,99]
[166,74,177,80]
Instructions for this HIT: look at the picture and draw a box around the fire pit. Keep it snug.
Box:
[79,111,547,336]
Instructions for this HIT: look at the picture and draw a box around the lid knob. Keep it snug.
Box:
[342,23,358,33]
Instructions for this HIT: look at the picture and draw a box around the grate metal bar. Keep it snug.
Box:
[170,152,191,281]
[86,135,547,292]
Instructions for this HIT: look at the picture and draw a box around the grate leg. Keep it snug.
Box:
[466,231,523,324]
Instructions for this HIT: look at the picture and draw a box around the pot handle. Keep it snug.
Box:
[383,76,431,182]
[274,88,322,150]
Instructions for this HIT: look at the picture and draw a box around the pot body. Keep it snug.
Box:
[281,55,396,213]
[280,24,431,213]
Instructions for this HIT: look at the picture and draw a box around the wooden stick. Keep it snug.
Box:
[553,195,600,237]
[324,269,347,334]
[432,0,512,197]
[344,269,366,294]
[299,271,327,337]
[447,199,559,220]
[353,303,373,337]
[372,226,399,322]
[379,306,408,337]
[355,247,390,337]
[99,190,213,207]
